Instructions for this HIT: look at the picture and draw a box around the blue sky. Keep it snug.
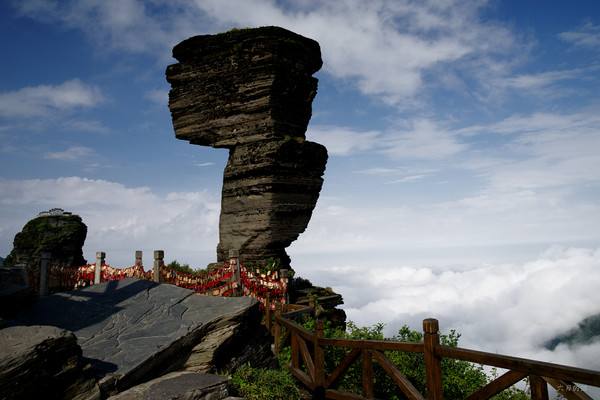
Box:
[1,0,600,388]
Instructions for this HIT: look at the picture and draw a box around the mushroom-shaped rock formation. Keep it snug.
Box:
[166,26,327,268]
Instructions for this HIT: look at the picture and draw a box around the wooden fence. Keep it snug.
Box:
[270,304,600,400]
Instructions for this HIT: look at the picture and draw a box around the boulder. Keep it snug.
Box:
[107,371,229,400]
[0,325,100,400]
[3,209,87,287]
[166,27,328,268]
[12,278,274,397]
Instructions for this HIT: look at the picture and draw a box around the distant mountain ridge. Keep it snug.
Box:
[545,313,600,350]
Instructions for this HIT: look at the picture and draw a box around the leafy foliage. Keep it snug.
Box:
[244,257,282,274]
[165,260,206,275]
[279,318,529,400]
[230,364,300,400]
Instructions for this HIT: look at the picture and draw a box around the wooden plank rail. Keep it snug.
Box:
[437,346,600,387]
[319,337,424,353]
[465,370,528,400]
[270,302,600,400]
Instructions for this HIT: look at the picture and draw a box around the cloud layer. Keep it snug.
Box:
[12,0,520,105]
[303,247,600,375]
[0,79,103,118]
[0,177,220,266]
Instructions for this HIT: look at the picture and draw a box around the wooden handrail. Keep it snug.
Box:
[270,303,600,400]
[275,314,315,341]
[437,345,600,387]
[318,337,424,353]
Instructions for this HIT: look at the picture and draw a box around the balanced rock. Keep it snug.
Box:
[0,325,100,400]
[3,208,87,269]
[166,26,328,268]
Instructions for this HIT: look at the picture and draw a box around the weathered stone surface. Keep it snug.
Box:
[166,26,327,268]
[3,208,87,269]
[12,278,274,396]
[107,371,229,400]
[0,325,100,400]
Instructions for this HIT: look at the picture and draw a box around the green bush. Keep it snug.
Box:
[279,317,529,400]
[230,364,300,400]
[166,260,206,275]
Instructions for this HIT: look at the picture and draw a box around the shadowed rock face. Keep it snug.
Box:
[3,210,87,269]
[166,26,327,268]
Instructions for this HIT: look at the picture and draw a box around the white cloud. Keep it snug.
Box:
[0,177,220,266]
[458,110,600,190]
[44,146,95,161]
[383,119,466,159]
[0,79,103,118]
[304,247,600,374]
[307,125,380,155]
[193,162,214,167]
[144,89,169,106]
[63,119,109,134]
[12,0,521,104]
[500,68,583,90]
[309,119,466,160]
[560,22,600,49]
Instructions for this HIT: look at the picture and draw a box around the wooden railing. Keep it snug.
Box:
[271,305,600,400]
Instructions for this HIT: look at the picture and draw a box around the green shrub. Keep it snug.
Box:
[230,364,300,400]
[166,260,206,275]
[279,317,529,400]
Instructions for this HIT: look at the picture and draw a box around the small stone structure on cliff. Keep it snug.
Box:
[3,208,87,269]
[166,26,327,269]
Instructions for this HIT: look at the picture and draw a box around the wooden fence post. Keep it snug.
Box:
[266,292,272,333]
[423,318,443,400]
[273,302,281,355]
[362,349,374,399]
[153,250,164,283]
[314,319,326,400]
[135,250,143,266]
[529,375,549,400]
[39,251,51,296]
[280,269,290,304]
[94,251,105,284]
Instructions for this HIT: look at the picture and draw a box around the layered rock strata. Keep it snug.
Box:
[166,26,327,268]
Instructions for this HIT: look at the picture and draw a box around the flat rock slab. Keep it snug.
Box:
[107,371,229,400]
[12,278,256,394]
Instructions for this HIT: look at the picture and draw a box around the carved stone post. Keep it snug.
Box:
[94,251,105,284]
[153,250,164,283]
[229,249,241,296]
[39,251,51,296]
[135,250,143,266]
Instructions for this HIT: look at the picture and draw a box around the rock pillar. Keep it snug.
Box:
[166,26,327,268]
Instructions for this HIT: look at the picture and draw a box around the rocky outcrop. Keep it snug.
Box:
[3,208,87,269]
[12,278,274,397]
[166,26,327,268]
[107,372,229,400]
[0,325,100,400]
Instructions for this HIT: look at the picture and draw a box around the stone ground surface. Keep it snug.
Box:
[107,371,229,400]
[11,278,258,396]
